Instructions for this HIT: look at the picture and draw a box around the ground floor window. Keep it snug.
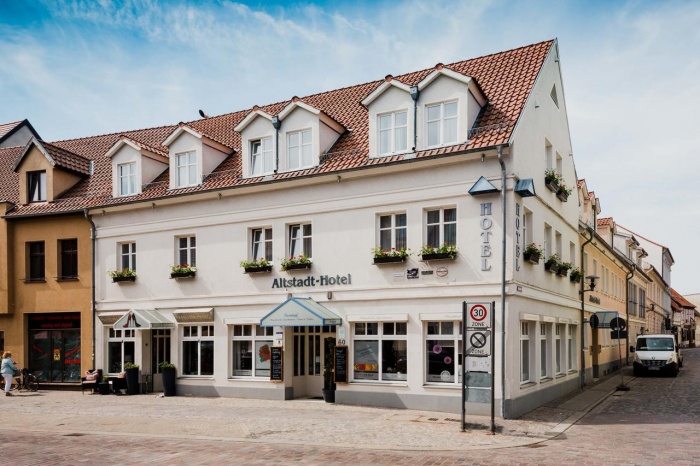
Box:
[568,325,577,370]
[108,328,135,373]
[182,325,214,376]
[425,320,462,384]
[520,321,532,383]
[353,321,407,382]
[540,323,549,379]
[232,325,273,377]
[555,324,563,375]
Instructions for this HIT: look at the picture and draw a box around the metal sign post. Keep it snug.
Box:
[461,302,495,434]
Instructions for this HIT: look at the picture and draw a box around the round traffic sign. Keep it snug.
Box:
[470,305,488,322]
[470,332,487,348]
[610,317,626,330]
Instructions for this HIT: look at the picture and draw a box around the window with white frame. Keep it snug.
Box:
[520,321,531,383]
[378,111,407,155]
[251,228,273,262]
[378,213,407,252]
[288,223,312,258]
[426,101,458,147]
[426,321,461,384]
[176,151,198,187]
[118,162,137,196]
[287,129,312,170]
[353,321,407,381]
[568,325,576,370]
[425,207,456,248]
[251,137,274,176]
[232,325,274,377]
[177,236,196,267]
[119,242,136,271]
[544,224,553,258]
[107,328,135,374]
[555,324,564,375]
[540,323,549,379]
[523,208,533,246]
[182,325,214,376]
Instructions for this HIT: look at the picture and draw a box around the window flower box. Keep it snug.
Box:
[544,254,560,274]
[112,276,136,283]
[108,269,137,283]
[419,244,457,261]
[557,262,572,277]
[240,258,272,274]
[372,247,410,265]
[171,271,196,279]
[569,268,582,283]
[373,256,407,265]
[544,169,560,193]
[171,264,196,279]
[523,243,543,265]
[421,253,456,261]
[556,189,570,202]
[281,255,312,272]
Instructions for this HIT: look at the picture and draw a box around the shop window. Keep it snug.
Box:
[58,238,78,280]
[353,321,407,382]
[119,242,136,271]
[182,325,214,376]
[520,321,531,383]
[288,223,312,258]
[425,207,456,248]
[26,241,45,282]
[232,325,274,377]
[107,328,135,374]
[251,228,273,262]
[177,236,196,267]
[28,170,46,202]
[425,321,462,384]
[378,213,407,251]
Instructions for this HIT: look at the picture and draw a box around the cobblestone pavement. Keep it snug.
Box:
[3,348,699,465]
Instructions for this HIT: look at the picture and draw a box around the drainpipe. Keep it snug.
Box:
[84,209,96,370]
[497,145,507,417]
[272,116,281,173]
[625,267,635,365]
[580,226,594,389]
[410,86,419,151]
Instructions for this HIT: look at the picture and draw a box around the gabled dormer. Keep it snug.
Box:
[0,119,41,148]
[13,138,90,205]
[104,135,169,198]
[235,99,345,178]
[162,124,233,190]
[362,65,487,158]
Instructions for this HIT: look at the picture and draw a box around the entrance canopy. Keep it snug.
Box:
[113,309,173,330]
[260,297,342,327]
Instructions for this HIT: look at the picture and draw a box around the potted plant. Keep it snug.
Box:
[569,267,583,283]
[322,337,336,403]
[544,168,560,193]
[171,264,196,278]
[99,374,111,395]
[108,268,137,282]
[124,362,140,395]
[557,182,572,202]
[281,255,312,271]
[372,246,410,264]
[159,361,177,397]
[420,243,457,261]
[557,261,572,277]
[544,253,560,273]
[523,243,543,264]
[240,257,272,273]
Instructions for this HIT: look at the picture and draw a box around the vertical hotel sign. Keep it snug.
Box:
[515,202,521,271]
[480,203,493,271]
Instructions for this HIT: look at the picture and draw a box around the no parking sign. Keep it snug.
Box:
[466,303,492,328]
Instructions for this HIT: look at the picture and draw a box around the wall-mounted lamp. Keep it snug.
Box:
[584,274,599,291]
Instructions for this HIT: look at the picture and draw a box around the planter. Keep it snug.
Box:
[523,252,540,264]
[557,269,569,277]
[556,190,569,202]
[570,275,582,284]
[98,382,111,395]
[545,179,559,193]
[112,276,136,283]
[244,265,272,274]
[544,262,559,273]
[282,263,312,271]
[162,367,177,397]
[373,256,407,265]
[421,253,456,261]
[322,388,335,403]
[125,367,140,395]
[171,271,196,279]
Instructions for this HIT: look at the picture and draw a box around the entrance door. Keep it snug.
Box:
[292,325,336,398]
[151,329,171,392]
[29,330,82,382]
[591,328,600,378]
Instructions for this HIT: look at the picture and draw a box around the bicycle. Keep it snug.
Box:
[10,368,39,392]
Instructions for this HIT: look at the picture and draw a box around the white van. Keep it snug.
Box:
[631,334,683,377]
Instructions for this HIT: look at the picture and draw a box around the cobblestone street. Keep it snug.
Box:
[3,348,699,465]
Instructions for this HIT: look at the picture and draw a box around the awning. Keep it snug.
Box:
[113,309,173,329]
[173,308,214,323]
[260,297,342,327]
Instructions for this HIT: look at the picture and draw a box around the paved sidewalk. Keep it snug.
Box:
[0,369,630,452]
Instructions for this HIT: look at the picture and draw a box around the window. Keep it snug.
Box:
[251,137,274,176]
[544,224,553,258]
[426,321,461,384]
[523,208,533,246]
[378,213,407,251]
[288,224,312,258]
[118,162,137,196]
[182,325,214,376]
[119,242,136,271]
[540,323,549,379]
[426,101,457,147]
[639,289,646,318]
[520,322,531,383]
[425,208,456,248]
[251,228,273,262]
[107,328,135,373]
[0,330,4,351]
[555,325,563,375]
[27,241,45,282]
[152,329,171,375]
[353,321,407,382]
[287,129,312,170]
[177,236,196,267]
[567,325,576,370]
[232,325,274,377]
[176,151,197,187]
[58,239,78,280]
[28,171,47,202]
[550,84,559,108]
[378,111,407,155]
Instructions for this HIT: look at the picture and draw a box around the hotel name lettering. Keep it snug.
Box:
[480,202,493,271]
[272,274,352,289]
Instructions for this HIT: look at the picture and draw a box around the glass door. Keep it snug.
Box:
[151,329,171,392]
[29,330,81,382]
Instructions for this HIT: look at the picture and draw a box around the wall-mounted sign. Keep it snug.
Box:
[272,274,352,289]
[334,346,348,384]
[436,267,448,277]
[407,268,419,279]
[28,312,81,330]
[479,202,493,271]
[515,202,521,271]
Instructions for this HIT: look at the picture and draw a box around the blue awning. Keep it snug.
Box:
[260,297,342,327]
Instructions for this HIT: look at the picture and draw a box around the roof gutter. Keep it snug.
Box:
[84,208,97,371]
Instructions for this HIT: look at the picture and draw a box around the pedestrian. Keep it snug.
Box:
[1,351,18,396]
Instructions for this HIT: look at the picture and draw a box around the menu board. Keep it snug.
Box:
[334,346,348,384]
[270,347,283,382]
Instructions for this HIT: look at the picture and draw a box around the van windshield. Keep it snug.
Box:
[637,337,674,351]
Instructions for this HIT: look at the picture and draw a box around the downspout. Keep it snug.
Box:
[625,267,635,365]
[272,116,281,173]
[410,86,419,151]
[84,209,96,370]
[497,145,507,417]
[580,226,594,389]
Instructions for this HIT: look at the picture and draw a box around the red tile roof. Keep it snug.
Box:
[2,40,554,216]
[597,217,613,226]
[671,288,696,309]
[42,141,92,176]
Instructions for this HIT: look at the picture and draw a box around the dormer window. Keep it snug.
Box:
[117,162,137,196]
[426,101,457,148]
[378,111,407,155]
[287,129,312,170]
[28,171,46,202]
[176,151,198,187]
[251,137,274,176]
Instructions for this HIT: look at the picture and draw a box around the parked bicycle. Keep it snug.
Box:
[10,368,39,392]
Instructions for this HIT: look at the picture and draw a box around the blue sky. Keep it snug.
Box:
[1,0,699,294]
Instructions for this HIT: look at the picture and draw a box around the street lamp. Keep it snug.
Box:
[581,275,599,293]
[579,273,598,389]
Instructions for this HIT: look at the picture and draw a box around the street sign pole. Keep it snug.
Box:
[461,301,467,432]
[490,300,495,434]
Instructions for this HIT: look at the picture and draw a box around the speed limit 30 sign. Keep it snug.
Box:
[466,302,492,328]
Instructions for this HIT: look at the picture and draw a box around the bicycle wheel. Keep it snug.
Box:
[9,377,20,391]
[26,374,39,392]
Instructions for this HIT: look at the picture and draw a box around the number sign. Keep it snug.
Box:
[467,303,492,328]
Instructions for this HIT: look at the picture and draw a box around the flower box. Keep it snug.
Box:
[421,253,456,261]
[373,256,407,265]
[545,179,559,193]
[171,271,196,279]
[244,265,273,274]
[556,268,569,277]
[112,276,136,283]
[282,263,312,271]
[523,252,540,265]
[544,262,559,273]
[556,190,569,202]
[570,274,582,284]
